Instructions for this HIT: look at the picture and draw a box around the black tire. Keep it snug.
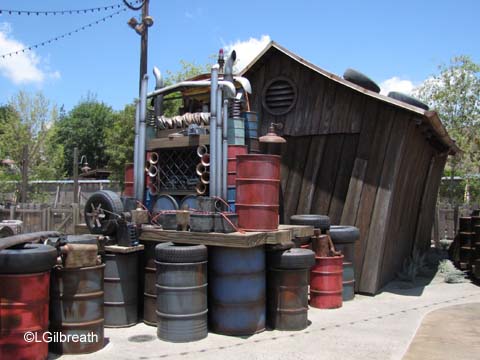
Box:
[265,241,295,252]
[329,225,360,244]
[0,226,15,238]
[343,68,381,93]
[85,190,124,235]
[290,214,330,231]
[0,243,57,274]
[155,242,207,263]
[388,91,429,111]
[267,248,315,270]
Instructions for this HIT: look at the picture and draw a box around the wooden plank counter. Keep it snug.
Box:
[75,223,314,248]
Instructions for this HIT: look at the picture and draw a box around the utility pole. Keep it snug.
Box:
[139,0,149,92]
[127,0,153,92]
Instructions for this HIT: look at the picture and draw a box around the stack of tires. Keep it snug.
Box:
[0,243,57,360]
[266,248,315,330]
[155,243,208,342]
[329,226,360,301]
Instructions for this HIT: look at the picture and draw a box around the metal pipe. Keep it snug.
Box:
[209,65,219,197]
[224,50,236,84]
[222,99,229,200]
[133,101,140,199]
[135,74,148,202]
[153,66,164,117]
[233,76,252,94]
[147,80,235,99]
[216,87,223,198]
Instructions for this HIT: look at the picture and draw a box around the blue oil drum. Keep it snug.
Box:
[243,111,258,139]
[227,186,236,212]
[208,246,265,336]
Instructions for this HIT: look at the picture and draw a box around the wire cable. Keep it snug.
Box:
[123,0,146,11]
[0,1,142,16]
[0,8,128,58]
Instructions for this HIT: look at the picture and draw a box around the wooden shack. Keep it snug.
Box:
[240,41,458,294]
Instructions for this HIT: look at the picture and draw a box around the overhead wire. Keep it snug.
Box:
[0,6,139,59]
[0,1,143,16]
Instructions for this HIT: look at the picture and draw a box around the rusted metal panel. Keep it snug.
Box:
[0,271,50,360]
[49,264,105,354]
[209,246,265,336]
[267,268,309,331]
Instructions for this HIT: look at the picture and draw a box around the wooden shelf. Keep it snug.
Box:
[140,224,313,248]
[76,223,314,249]
[105,244,144,253]
[147,135,209,150]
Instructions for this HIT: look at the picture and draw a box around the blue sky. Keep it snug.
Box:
[0,0,479,112]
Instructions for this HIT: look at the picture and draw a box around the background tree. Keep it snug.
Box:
[55,94,114,175]
[414,56,480,204]
[105,103,136,184]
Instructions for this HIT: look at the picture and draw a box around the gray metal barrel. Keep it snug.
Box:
[209,246,265,336]
[329,226,359,301]
[104,252,138,327]
[155,261,208,342]
[142,242,157,325]
[267,268,309,330]
[49,264,105,354]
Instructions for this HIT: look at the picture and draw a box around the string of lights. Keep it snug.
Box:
[0,8,129,59]
[0,1,142,16]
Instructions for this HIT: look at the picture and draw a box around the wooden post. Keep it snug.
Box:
[72,203,79,233]
[73,147,79,204]
[9,205,15,220]
[46,207,52,231]
[21,145,28,204]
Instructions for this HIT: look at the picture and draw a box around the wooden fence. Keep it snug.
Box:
[0,203,82,234]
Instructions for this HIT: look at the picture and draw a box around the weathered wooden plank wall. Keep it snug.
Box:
[245,47,450,294]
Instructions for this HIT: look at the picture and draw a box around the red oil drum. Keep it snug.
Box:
[235,179,280,204]
[124,163,134,197]
[236,154,281,232]
[227,145,248,186]
[310,256,343,309]
[236,154,281,179]
[0,272,50,360]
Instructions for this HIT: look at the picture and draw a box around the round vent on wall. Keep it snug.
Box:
[262,76,297,116]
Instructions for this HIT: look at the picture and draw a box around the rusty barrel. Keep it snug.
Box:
[267,268,309,331]
[155,250,208,342]
[227,145,247,187]
[142,242,157,326]
[0,272,50,360]
[104,252,138,327]
[236,154,280,231]
[50,264,105,354]
[209,246,265,335]
[310,256,343,309]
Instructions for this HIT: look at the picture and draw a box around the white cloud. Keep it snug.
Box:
[379,76,417,96]
[0,22,60,84]
[224,35,271,72]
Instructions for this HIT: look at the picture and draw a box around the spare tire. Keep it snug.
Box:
[0,226,15,238]
[329,225,360,244]
[290,214,330,231]
[343,68,381,93]
[0,243,57,274]
[388,91,429,110]
[267,248,315,269]
[85,190,124,235]
[155,243,207,263]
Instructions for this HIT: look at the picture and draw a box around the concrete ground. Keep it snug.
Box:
[51,274,480,360]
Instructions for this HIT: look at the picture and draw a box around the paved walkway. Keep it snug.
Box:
[403,302,480,360]
[53,275,480,360]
